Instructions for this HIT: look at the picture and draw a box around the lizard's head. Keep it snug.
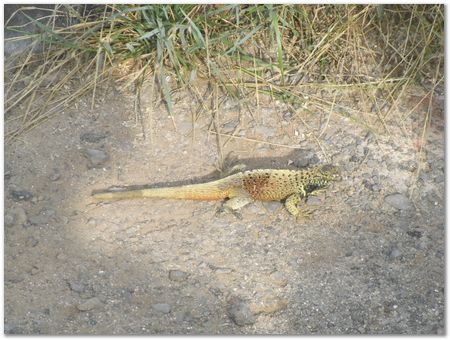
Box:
[311,164,341,185]
[318,164,341,180]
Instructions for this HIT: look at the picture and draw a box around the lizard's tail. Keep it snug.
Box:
[92,180,231,201]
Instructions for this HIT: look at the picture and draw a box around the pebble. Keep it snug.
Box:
[152,303,171,314]
[28,208,55,225]
[387,245,402,259]
[68,280,86,293]
[222,121,238,133]
[49,168,61,181]
[226,297,256,326]
[4,171,12,180]
[256,125,276,138]
[168,270,189,282]
[84,149,109,168]
[6,207,27,227]
[30,267,39,275]
[384,193,412,210]
[262,201,283,213]
[269,271,288,287]
[406,230,422,239]
[25,236,39,247]
[56,252,68,261]
[77,297,102,311]
[306,196,321,205]
[80,132,108,143]
[87,218,98,227]
[10,190,33,201]
[250,295,288,315]
[5,214,15,227]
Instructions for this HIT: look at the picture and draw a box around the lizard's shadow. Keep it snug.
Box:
[92,149,314,195]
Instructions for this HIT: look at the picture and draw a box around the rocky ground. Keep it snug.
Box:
[4,80,445,334]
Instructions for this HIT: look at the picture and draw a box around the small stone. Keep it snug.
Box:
[168,270,188,282]
[25,236,39,247]
[262,201,283,213]
[152,303,171,314]
[227,297,256,326]
[59,216,69,225]
[84,149,109,168]
[5,214,15,227]
[68,280,85,293]
[77,297,102,311]
[250,295,288,315]
[269,271,288,287]
[384,193,412,210]
[30,267,39,275]
[87,218,97,227]
[49,168,61,181]
[407,230,422,238]
[10,190,33,201]
[306,196,321,205]
[7,207,27,227]
[28,208,55,225]
[56,252,67,261]
[222,121,238,133]
[256,125,276,138]
[80,132,108,143]
[4,171,12,180]
[387,245,402,259]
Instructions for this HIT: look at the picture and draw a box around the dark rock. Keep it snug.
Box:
[68,280,86,293]
[407,230,423,239]
[80,132,108,143]
[227,297,256,326]
[49,168,61,181]
[84,149,109,168]
[10,190,33,201]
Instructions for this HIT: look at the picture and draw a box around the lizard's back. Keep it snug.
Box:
[240,169,305,201]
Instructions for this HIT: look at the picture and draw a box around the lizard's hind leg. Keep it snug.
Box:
[217,191,254,219]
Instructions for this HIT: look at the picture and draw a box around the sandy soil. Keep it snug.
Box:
[4,80,444,334]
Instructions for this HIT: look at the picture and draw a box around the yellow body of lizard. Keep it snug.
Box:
[92,164,339,217]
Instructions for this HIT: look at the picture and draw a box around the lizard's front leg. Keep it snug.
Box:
[284,193,313,219]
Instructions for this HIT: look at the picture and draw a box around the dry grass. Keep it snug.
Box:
[4,4,444,143]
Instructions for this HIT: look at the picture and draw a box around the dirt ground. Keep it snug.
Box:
[4,77,444,334]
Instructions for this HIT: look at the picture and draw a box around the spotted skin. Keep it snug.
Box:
[93,164,340,218]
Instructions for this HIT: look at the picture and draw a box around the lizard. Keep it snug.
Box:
[92,164,340,218]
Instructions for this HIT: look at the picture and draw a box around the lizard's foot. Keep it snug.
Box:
[218,195,253,219]
[221,163,247,177]
[308,188,326,197]
[215,206,243,219]
[295,207,315,221]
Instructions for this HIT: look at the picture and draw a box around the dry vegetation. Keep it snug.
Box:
[4,4,444,143]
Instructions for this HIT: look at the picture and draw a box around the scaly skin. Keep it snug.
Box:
[92,164,340,217]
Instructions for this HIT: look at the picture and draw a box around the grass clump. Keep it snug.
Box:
[4,4,444,142]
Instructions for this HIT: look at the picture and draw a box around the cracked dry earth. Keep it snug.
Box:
[4,83,444,334]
